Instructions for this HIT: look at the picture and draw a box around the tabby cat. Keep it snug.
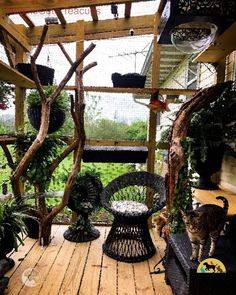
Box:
[181,196,228,262]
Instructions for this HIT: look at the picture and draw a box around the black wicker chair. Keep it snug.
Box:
[101,171,165,263]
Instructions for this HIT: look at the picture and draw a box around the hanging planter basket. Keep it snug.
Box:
[27,105,65,134]
[111,72,146,88]
[15,63,55,85]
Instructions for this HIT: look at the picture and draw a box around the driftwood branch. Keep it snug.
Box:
[11,31,95,200]
[0,142,14,168]
[31,25,49,100]
[165,81,232,209]
[52,43,96,101]
[49,139,79,174]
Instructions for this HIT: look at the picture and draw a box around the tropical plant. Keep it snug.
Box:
[0,81,14,110]
[0,198,29,254]
[15,134,65,191]
[27,85,69,110]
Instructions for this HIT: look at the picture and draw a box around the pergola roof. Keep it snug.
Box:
[0,0,235,89]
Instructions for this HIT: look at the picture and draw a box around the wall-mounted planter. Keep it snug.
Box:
[15,63,55,85]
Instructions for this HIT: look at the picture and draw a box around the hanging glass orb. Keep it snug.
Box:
[170,22,218,54]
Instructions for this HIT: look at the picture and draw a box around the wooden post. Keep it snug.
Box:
[146,13,161,227]
[14,45,28,134]
[147,12,160,174]
[72,20,85,223]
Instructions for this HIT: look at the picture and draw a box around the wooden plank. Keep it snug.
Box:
[86,27,153,40]
[124,2,132,18]
[0,15,30,52]
[0,59,35,88]
[6,238,37,277]
[0,30,15,68]
[90,6,98,22]
[133,260,155,294]
[117,262,136,295]
[19,13,35,28]
[54,9,67,28]
[194,22,236,63]
[58,241,91,295]
[86,139,149,147]
[6,225,60,295]
[64,85,196,96]
[78,227,105,295]
[147,12,160,180]
[2,0,151,14]
[38,239,76,295]
[17,225,66,295]
[26,15,154,44]
[149,230,173,295]
[98,243,117,295]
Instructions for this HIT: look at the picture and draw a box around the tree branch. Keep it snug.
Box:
[0,142,14,168]
[31,25,49,100]
[49,139,79,174]
[165,81,232,209]
[51,43,96,101]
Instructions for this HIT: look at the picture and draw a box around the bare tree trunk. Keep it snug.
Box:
[165,81,232,209]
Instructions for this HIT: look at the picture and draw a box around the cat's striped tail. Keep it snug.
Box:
[216,196,229,213]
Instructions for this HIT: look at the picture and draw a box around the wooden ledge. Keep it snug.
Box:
[193,188,236,218]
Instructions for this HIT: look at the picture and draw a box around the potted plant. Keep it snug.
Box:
[0,197,30,260]
[63,169,103,242]
[15,63,54,86]
[0,81,14,111]
[27,85,69,133]
[187,86,236,189]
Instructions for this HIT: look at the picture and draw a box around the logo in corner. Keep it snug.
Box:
[197,258,226,273]
[22,268,41,287]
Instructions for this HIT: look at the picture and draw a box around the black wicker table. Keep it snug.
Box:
[165,233,236,295]
[101,172,165,263]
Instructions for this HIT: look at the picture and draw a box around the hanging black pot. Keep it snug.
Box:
[15,63,55,86]
[27,105,65,134]
[111,72,146,88]
[193,144,226,190]
[23,217,39,239]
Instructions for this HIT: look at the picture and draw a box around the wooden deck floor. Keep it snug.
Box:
[5,225,172,295]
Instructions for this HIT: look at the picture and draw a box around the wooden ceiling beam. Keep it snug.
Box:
[90,6,98,21]
[0,59,35,88]
[0,30,15,68]
[1,0,151,14]
[27,15,154,44]
[19,13,35,28]
[0,16,30,52]
[54,9,67,28]
[124,3,132,18]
